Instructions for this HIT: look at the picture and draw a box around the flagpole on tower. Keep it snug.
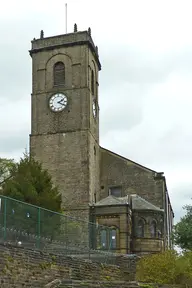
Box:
[65,3,68,34]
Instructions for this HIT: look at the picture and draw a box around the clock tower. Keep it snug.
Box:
[29,26,101,220]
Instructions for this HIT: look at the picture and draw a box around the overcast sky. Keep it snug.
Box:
[0,0,192,222]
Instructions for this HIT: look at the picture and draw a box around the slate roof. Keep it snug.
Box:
[94,194,164,212]
[95,195,129,206]
[131,194,164,212]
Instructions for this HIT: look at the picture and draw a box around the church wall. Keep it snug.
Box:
[92,205,132,253]
[30,131,90,212]
[100,148,164,209]
[132,238,164,254]
[131,210,164,254]
[88,134,100,204]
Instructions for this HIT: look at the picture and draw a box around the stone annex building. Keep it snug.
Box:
[29,25,174,255]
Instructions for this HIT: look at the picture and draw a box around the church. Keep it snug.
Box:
[29,25,174,255]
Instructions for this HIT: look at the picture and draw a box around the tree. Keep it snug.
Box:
[1,153,61,212]
[173,204,192,251]
[0,158,15,185]
[0,153,62,242]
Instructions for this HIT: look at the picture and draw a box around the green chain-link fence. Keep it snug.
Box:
[0,195,117,264]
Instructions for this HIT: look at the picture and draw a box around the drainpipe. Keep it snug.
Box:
[165,191,170,249]
[126,194,131,254]
[126,202,129,254]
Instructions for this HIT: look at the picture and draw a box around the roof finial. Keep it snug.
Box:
[40,30,44,39]
[88,27,91,36]
[74,23,78,32]
[95,46,98,55]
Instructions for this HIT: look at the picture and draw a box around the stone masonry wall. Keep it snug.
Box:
[100,148,163,209]
[0,244,138,287]
[58,280,139,287]
[58,281,187,288]
[0,244,188,287]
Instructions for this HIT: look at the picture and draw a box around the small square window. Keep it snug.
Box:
[109,186,122,197]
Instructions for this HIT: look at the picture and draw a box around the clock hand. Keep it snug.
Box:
[57,99,65,105]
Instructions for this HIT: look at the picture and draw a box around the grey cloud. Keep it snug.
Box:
[99,48,168,88]
[99,83,146,135]
[169,184,192,223]
[0,16,45,100]
[145,129,192,168]
[99,45,192,91]
[0,132,29,154]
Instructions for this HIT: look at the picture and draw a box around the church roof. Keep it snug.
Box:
[100,147,157,173]
[95,195,129,207]
[94,194,164,212]
[131,194,164,212]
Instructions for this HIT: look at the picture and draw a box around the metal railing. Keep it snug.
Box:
[0,195,117,264]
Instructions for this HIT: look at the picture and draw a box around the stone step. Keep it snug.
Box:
[57,280,139,288]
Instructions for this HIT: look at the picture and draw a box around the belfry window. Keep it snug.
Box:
[91,70,94,95]
[54,62,65,86]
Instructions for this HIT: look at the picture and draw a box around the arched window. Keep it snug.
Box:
[91,70,94,95]
[54,62,65,86]
[109,228,117,249]
[137,219,144,238]
[99,227,118,250]
[150,220,157,238]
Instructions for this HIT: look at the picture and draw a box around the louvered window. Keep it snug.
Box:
[91,70,94,94]
[54,62,65,86]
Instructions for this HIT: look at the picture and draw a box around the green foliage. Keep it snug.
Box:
[173,204,192,251]
[136,250,178,284]
[0,153,62,241]
[175,251,192,285]
[0,158,16,184]
[1,153,61,212]
[136,250,192,285]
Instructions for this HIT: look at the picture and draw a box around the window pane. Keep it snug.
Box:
[109,186,122,197]
[137,220,144,237]
[109,229,117,249]
[150,221,156,238]
[100,230,107,249]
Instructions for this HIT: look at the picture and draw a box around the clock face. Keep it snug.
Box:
[92,101,96,118]
[49,93,67,112]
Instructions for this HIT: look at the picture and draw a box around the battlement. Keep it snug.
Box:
[29,27,101,70]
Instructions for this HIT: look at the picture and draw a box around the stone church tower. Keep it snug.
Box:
[29,27,101,220]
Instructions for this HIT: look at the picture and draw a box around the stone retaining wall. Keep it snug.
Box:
[0,244,138,287]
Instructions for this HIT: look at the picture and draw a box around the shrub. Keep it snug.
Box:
[136,250,192,285]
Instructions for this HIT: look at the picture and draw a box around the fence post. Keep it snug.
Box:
[37,207,41,249]
[3,198,7,242]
